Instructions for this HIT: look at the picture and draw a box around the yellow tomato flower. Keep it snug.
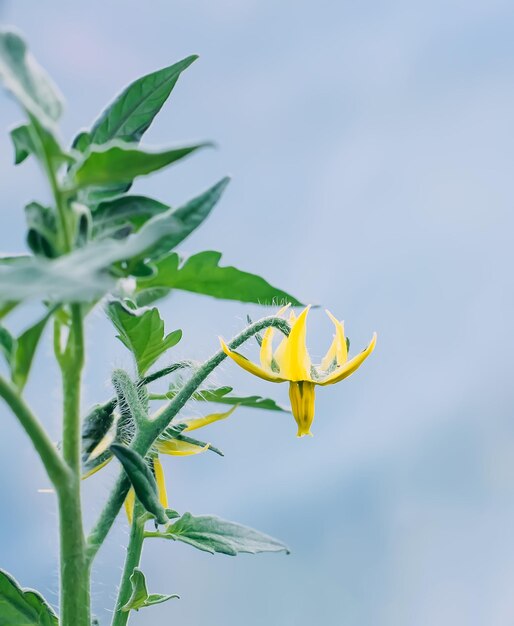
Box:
[220,305,376,437]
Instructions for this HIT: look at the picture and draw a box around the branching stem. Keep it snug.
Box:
[86,315,290,564]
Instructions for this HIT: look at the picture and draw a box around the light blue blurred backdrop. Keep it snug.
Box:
[1,1,514,625]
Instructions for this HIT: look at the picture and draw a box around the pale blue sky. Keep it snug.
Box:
[1,1,514,625]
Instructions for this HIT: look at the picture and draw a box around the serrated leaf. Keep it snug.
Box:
[12,311,52,390]
[107,301,181,375]
[136,250,303,306]
[0,29,63,124]
[192,386,289,412]
[110,443,168,524]
[164,513,290,556]
[85,55,197,148]
[70,141,209,189]
[121,568,179,612]
[0,568,58,625]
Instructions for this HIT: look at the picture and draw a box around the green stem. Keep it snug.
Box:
[58,304,90,626]
[86,315,289,563]
[0,376,68,486]
[27,116,72,253]
[111,501,146,626]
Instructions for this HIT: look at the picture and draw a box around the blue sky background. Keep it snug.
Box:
[1,1,514,624]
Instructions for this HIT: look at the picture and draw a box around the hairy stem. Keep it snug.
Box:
[111,501,146,626]
[86,315,290,563]
[58,304,90,626]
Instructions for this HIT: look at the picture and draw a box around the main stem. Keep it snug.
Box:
[58,304,91,626]
[111,502,146,626]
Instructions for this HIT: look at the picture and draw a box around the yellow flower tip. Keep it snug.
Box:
[276,303,292,316]
[219,336,231,355]
[296,428,314,438]
[288,381,316,438]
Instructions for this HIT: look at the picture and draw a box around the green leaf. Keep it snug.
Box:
[0,325,16,366]
[0,252,114,305]
[121,568,179,612]
[164,513,290,556]
[70,141,209,189]
[195,387,289,412]
[10,123,34,164]
[0,29,63,124]
[12,311,52,390]
[0,568,58,625]
[10,120,71,171]
[110,443,168,524]
[136,250,303,306]
[132,178,230,266]
[86,55,198,148]
[92,195,170,235]
[162,385,289,412]
[107,301,181,375]
[25,202,58,258]
[92,176,228,254]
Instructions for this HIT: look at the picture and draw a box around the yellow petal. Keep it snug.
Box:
[88,424,117,461]
[219,337,283,383]
[82,455,113,480]
[279,306,313,381]
[319,332,377,386]
[289,381,316,437]
[320,336,337,371]
[259,303,291,370]
[322,310,347,368]
[180,405,238,432]
[125,487,135,524]
[153,456,168,509]
[155,439,210,456]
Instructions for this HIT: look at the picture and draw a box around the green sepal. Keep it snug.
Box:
[121,568,179,612]
[110,443,168,524]
[81,399,116,462]
[160,513,290,556]
[158,424,223,457]
[107,300,182,375]
[0,568,58,626]
[175,433,223,457]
